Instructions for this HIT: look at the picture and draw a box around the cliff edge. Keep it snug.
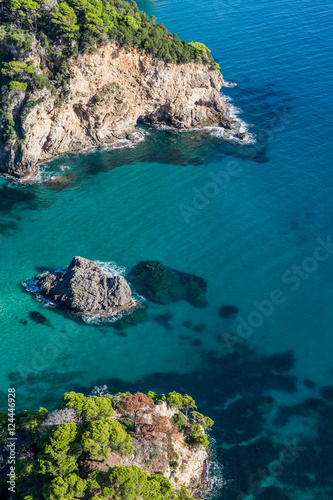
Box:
[2,44,239,179]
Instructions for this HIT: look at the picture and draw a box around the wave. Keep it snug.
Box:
[97,128,148,152]
[205,437,228,498]
[21,128,149,184]
[143,86,254,145]
[95,260,127,278]
[223,81,238,88]
[23,266,67,307]
[207,460,228,496]
[23,279,57,307]
[82,297,139,325]
[203,89,255,145]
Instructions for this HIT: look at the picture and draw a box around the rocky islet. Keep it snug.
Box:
[35,256,134,316]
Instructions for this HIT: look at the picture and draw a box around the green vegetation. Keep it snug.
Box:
[167,392,197,413]
[172,413,187,433]
[61,391,115,420]
[82,418,134,459]
[0,390,212,499]
[9,80,27,90]
[190,411,214,430]
[0,0,219,150]
[188,423,210,449]
[1,60,37,76]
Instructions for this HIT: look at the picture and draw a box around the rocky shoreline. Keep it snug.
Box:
[1,44,246,180]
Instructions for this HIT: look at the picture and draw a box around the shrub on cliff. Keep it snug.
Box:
[172,413,187,433]
[167,392,197,414]
[61,391,114,420]
[82,418,134,458]
[188,423,210,449]
[86,466,199,500]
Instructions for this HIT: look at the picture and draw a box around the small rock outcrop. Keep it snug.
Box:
[36,256,133,316]
[127,260,207,308]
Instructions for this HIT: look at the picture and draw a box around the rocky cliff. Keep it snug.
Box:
[89,400,211,497]
[2,44,242,180]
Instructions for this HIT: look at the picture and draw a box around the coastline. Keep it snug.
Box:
[4,94,253,185]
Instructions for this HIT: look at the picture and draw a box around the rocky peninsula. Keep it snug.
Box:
[0,389,214,499]
[0,0,244,180]
[35,256,134,316]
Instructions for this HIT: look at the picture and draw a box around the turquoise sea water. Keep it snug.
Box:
[1,0,333,497]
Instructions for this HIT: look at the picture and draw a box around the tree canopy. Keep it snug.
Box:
[0,0,218,65]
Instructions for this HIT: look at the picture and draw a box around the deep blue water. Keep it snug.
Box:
[1,0,333,497]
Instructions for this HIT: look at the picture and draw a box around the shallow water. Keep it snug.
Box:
[1,0,333,497]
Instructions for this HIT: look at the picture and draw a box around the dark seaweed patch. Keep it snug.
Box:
[152,312,173,331]
[319,385,333,402]
[127,261,207,308]
[192,324,206,333]
[219,305,239,318]
[29,311,52,328]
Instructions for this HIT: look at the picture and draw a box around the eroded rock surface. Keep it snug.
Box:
[86,400,211,497]
[2,45,243,179]
[36,256,133,315]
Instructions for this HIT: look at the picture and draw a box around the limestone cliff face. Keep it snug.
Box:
[85,401,211,498]
[1,44,240,179]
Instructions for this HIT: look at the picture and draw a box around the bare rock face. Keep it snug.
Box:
[86,400,211,497]
[36,256,133,315]
[1,45,242,179]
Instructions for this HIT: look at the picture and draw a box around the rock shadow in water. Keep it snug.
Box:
[219,305,239,318]
[29,311,52,328]
[127,261,207,308]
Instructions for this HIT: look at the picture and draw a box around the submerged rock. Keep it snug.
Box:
[153,312,173,331]
[113,305,148,331]
[36,256,133,316]
[29,311,52,327]
[219,305,239,318]
[45,172,78,191]
[192,323,206,333]
[127,261,207,308]
[320,385,333,402]
[303,379,316,389]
